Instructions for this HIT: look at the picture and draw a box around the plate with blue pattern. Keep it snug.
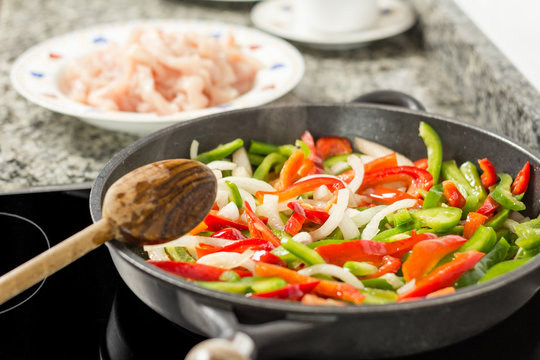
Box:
[11,19,304,136]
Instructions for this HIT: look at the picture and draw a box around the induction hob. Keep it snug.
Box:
[1,187,540,360]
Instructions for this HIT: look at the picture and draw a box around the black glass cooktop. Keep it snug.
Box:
[1,187,540,360]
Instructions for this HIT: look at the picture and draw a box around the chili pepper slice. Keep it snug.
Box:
[244,202,281,247]
[284,212,305,235]
[315,136,352,160]
[255,176,345,203]
[462,212,488,239]
[402,235,468,282]
[211,227,247,240]
[362,255,401,279]
[442,180,467,208]
[148,261,244,281]
[251,281,320,300]
[204,210,249,231]
[287,201,330,225]
[490,174,526,211]
[419,121,443,184]
[512,161,530,195]
[398,250,484,299]
[478,158,497,189]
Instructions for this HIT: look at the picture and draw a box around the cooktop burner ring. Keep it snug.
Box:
[0,211,50,314]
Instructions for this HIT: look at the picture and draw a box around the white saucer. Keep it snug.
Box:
[251,0,416,50]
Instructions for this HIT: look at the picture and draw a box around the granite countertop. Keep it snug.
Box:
[1,0,539,191]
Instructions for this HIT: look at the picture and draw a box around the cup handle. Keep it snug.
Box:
[352,90,426,111]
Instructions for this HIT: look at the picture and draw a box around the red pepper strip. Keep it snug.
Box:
[357,166,433,194]
[414,158,429,170]
[287,201,330,225]
[365,185,416,205]
[314,232,438,267]
[254,262,365,304]
[211,227,247,240]
[195,244,218,258]
[255,177,345,203]
[363,255,401,279]
[476,195,500,217]
[398,250,484,300]
[315,136,352,160]
[196,238,275,258]
[442,180,467,208]
[301,130,324,172]
[251,281,320,300]
[512,161,530,195]
[275,150,305,191]
[189,221,208,236]
[244,202,281,247]
[251,250,287,267]
[402,235,468,282]
[425,286,456,299]
[204,211,249,231]
[338,153,399,183]
[463,212,488,239]
[284,212,305,236]
[148,261,241,281]
[478,158,497,188]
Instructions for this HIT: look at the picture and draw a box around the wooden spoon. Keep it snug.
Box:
[0,159,216,305]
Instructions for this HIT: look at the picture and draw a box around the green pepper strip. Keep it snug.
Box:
[195,139,244,164]
[249,140,279,155]
[323,153,363,173]
[248,153,265,166]
[295,140,311,158]
[478,257,531,283]
[306,239,351,248]
[372,223,417,242]
[249,277,288,293]
[490,174,526,211]
[253,153,287,181]
[422,183,444,209]
[281,237,326,266]
[441,160,474,198]
[459,225,497,253]
[360,287,398,305]
[410,207,462,232]
[459,161,487,203]
[277,144,298,157]
[164,247,195,262]
[225,180,243,209]
[361,278,396,291]
[343,261,378,276]
[194,281,251,294]
[455,238,510,288]
[419,122,443,184]
[515,214,540,250]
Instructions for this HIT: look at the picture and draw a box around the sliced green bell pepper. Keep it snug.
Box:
[164,247,195,263]
[343,261,378,276]
[459,225,497,254]
[253,152,287,181]
[490,174,526,211]
[249,140,279,155]
[410,207,462,232]
[360,287,398,305]
[459,161,487,203]
[441,160,474,198]
[281,237,326,266]
[478,257,532,283]
[419,122,443,184]
[195,138,244,163]
[422,183,444,209]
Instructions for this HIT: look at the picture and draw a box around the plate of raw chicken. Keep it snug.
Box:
[10,19,305,135]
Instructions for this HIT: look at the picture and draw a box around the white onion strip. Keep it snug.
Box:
[218,177,275,194]
[309,188,349,241]
[346,154,364,194]
[361,199,417,240]
[207,160,237,171]
[197,250,255,273]
[349,205,386,227]
[354,136,413,166]
[190,139,199,160]
[259,194,285,231]
[298,264,365,289]
[217,201,240,221]
[232,147,252,177]
[338,211,360,240]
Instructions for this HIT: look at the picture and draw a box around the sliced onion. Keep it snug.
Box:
[213,170,223,179]
[354,136,413,166]
[257,194,285,231]
[503,218,520,232]
[292,231,313,244]
[313,185,332,201]
[197,250,255,273]
[145,246,170,261]
[218,177,275,194]
[349,205,386,227]
[295,174,347,188]
[330,161,350,175]
[397,279,416,295]
[346,154,364,194]
[232,166,250,178]
[144,235,235,251]
[380,273,405,289]
[361,199,417,240]
[298,264,364,289]
[232,147,252,177]
[207,160,237,171]
[338,211,360,240]
[309,188,349,241]
[216,188,229,209]
[238,187,256,210]
[190,139,199,159]
[218,201,240,221]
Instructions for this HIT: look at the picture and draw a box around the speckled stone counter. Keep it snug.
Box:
[1,0,539,191]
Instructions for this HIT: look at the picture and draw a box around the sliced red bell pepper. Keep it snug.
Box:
[251,250,287,267]
[148,260,241,281]
[425,286,456,299]
[478,158,497,188]
[512,161,530,195]
[402,234,468,282]
[357,166,433,195]
[255,176,345,203]
[275,150,305,191]
[314,232,438,267]
[196,238,275,258]
[337,153,399,183]
[462,212,488,239]
[211,227,247,240]
[363,255,401,279]
[287,201,330,225]
[414,158,429,170]
[301,130,324,172]
[189,221,208,236]
[251,281,320,300]
[204,210,249,231]
[284,212,305,235]
[253,262,365,304]
[244,202,281,247]
[315,136,352,160]
[442,180,466,208]
[398,250,484,300]
[476,195,500,217]
[365,185,416,205]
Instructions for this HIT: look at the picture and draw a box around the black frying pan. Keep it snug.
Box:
[89,91,540,359]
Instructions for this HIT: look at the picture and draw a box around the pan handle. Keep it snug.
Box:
[183,303,322,360]
[352,90,426,111]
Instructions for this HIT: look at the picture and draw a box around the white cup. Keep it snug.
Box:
[295,0,379,34]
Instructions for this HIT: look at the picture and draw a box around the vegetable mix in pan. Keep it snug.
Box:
[144,122,535,305]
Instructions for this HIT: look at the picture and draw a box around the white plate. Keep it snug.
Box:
[251,0,416,50]
[11,19,305,136]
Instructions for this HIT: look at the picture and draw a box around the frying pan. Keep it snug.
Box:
[89,91,540,359]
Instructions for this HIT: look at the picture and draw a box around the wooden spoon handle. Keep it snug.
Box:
[0,218,113,305]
